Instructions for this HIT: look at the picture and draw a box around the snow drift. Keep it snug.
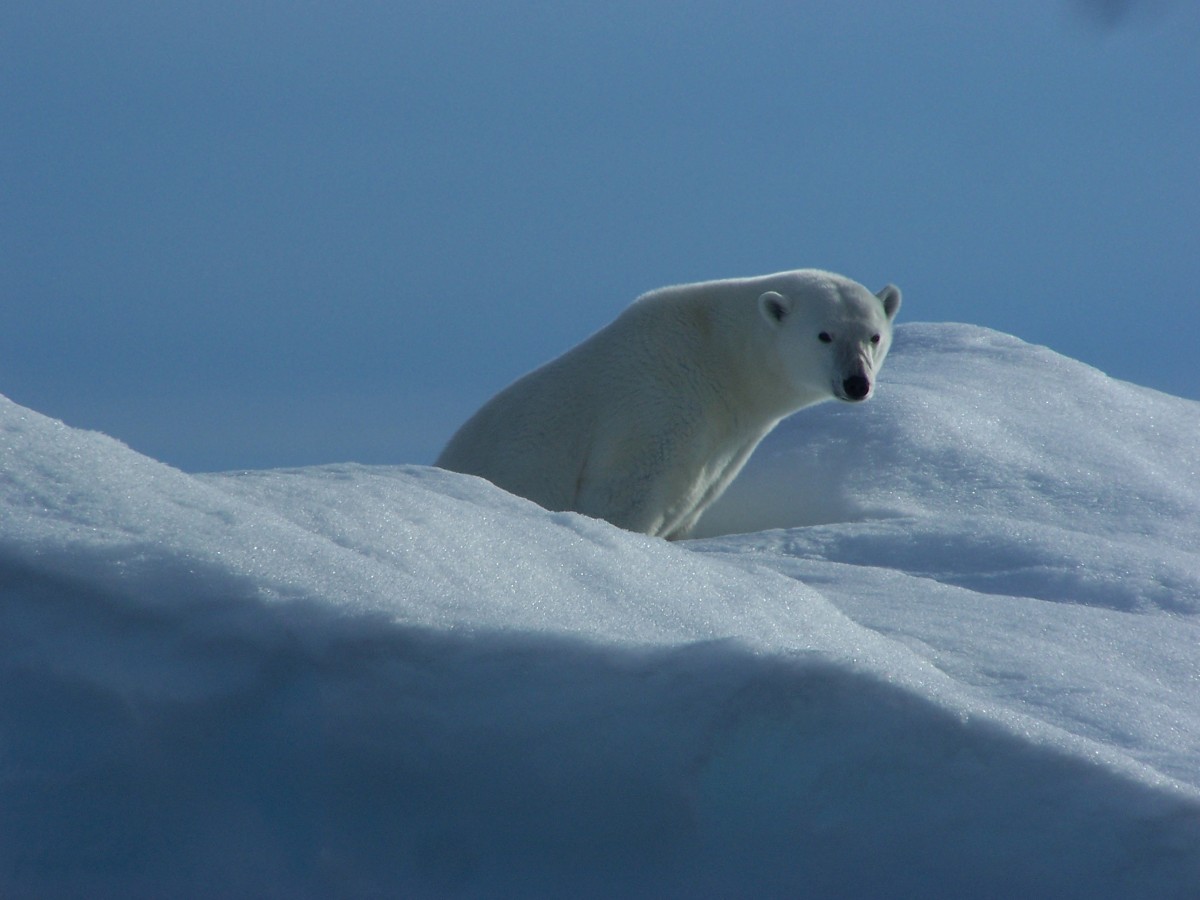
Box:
[2,323,1199,898]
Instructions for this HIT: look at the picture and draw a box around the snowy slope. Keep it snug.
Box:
[2,323,1199,898]
[694,324,1200,787]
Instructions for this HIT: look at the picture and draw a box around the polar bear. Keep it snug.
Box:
[436,269,900,540]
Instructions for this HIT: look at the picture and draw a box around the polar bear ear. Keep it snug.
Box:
[876,284,902,320]
[758,291,791,328]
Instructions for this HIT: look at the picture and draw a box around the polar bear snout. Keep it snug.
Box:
[841,375,872,401]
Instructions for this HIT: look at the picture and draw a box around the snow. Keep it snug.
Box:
[2,323,1199,898]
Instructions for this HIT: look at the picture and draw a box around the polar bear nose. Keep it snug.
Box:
[842,375,871,401]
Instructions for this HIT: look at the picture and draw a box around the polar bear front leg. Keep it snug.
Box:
[569,425,685,537]
[573,462,672,537]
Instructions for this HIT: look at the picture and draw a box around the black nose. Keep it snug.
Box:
[843,375,871,400]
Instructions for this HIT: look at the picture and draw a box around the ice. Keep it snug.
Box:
[3,323,1199,897]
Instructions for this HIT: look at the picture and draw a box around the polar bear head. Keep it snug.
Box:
[758,271,902,405]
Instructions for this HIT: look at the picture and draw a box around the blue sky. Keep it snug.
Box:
[3,1,1197,472]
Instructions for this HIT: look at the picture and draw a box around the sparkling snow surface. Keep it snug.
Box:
[2,323,1199,898]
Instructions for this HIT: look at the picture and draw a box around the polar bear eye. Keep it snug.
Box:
[818,332,833,344]
[870,334,881,345]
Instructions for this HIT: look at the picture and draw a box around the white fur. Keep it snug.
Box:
[437,269,901,539]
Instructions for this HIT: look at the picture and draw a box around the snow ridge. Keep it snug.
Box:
[3,323,1199,897]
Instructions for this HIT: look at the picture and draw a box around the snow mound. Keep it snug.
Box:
[698,323,1200,545]
[2,323,1200,897]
